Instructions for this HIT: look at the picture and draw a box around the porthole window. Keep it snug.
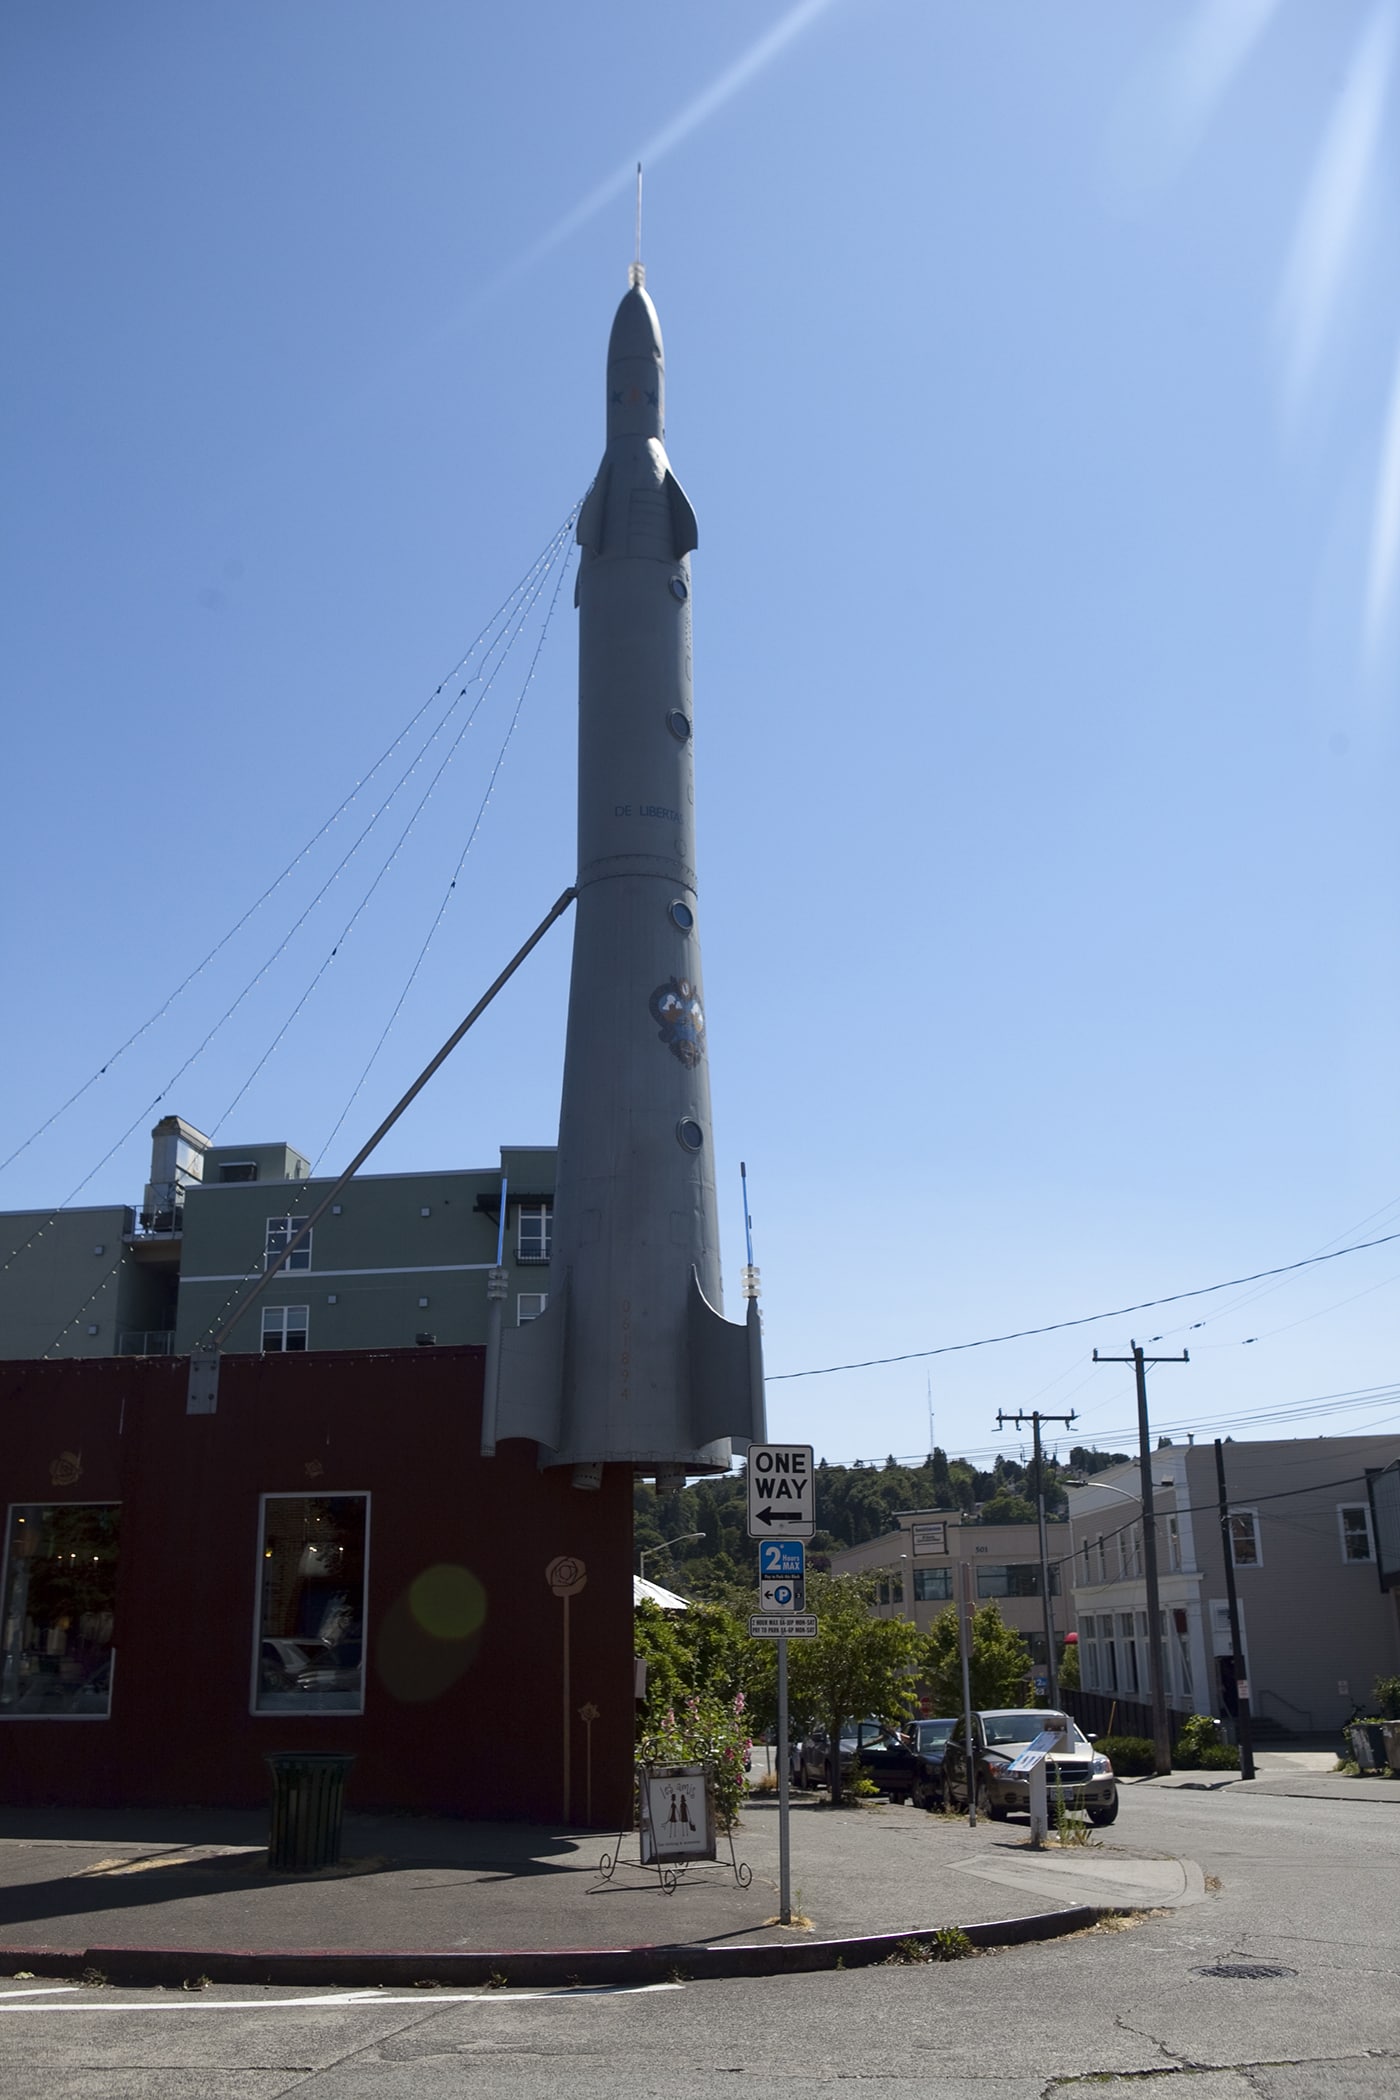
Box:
[668,899,695,932]
[676,1119,704,1153]
[669,575,689,601]
[666,709,692,741]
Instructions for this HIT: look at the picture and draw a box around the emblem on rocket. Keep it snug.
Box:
[483,265,766,1484]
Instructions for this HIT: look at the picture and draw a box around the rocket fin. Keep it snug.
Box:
[663,470,698,558]
[493,1276,569,1450]
[686,1268,763,1448]
[576,469,611,554]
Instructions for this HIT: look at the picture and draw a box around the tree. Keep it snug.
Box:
[922,1600,1033,1714]
[632,1596,752,1737]
[775,1572,923,1805]
[978,1491,1037,1525]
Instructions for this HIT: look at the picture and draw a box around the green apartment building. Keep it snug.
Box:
[0,1115,557,1361]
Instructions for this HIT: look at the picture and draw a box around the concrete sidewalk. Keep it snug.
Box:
[0,1793,1202,1989]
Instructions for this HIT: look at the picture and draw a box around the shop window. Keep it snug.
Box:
[1227,1511,1261,1568]
[261,1306,309,1352]
[265,1217,312,1272]
[1,1503,119,1718]
[913,1566,953,1602]
[1338,1506,1375,1562]
[253,1495,368,1714]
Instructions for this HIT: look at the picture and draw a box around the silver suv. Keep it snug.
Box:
[943,1708,1118,1825]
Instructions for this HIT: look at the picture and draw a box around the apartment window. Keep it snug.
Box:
[914,1566,953,1603]
[265,1217,312,1273]
[517,1204,552,1264]
[976,1563,1058,1599]
[1,1503,119,1717]
[1081,1540,1093,1584]
[1095,1535,1108,1583]
[254,1495,367,1714]
[1079,1617,1100,1690]
[1338,1505,1375,1563]
[1166,1514,1182,1572]
[1172,1606,1193,1697]
[1119,1611,1140,1694]
[261,1306,309,1352]
[220,1161,257,1183]
[517,1293,548,1325]
[1099,1611,1118,1692]
[1227,1511,1262,1568]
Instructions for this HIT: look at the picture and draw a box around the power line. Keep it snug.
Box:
[0,510,579,1181]
[766,1227,1400,1382]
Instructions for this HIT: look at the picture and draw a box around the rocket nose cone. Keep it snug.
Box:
[606,284,665,442]
[608,283,664,366]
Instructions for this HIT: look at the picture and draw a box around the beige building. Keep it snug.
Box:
[828,1510,1071,1671]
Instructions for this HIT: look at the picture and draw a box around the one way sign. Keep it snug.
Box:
[746,1443,815,1539]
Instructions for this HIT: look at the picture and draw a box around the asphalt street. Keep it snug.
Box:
[0,1781,1395,2098]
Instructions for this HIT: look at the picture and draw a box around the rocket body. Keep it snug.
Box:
[491,278,763,1475]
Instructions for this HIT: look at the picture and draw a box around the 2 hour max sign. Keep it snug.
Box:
[746,1443,815,1539]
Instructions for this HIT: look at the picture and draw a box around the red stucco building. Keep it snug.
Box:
[0,1348,634,1828]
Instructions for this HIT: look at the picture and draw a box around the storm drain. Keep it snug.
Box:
[1193,1962,1297,1980]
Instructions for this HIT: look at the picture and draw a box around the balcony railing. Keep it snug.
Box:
[117,1330,175,1356]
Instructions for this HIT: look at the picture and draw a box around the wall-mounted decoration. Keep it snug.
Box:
[648,978,705,1067]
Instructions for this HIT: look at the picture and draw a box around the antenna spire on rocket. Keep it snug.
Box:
[629,163,645,289]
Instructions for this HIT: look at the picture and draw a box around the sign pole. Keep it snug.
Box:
[777,1631,791,1926]
[958,1558,977,1828]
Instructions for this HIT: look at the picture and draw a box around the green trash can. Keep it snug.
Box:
[265,1753,356,1871]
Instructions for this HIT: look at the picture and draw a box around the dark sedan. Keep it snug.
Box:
[910,1716,960,1809]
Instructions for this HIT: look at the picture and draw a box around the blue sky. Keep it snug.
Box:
[3,0,1398,1471]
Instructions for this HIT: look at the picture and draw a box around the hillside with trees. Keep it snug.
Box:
[633,1443,1130,1592]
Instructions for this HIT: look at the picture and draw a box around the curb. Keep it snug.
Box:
[0,1906,1113,1990]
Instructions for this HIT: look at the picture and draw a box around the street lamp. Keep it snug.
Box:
[638,1532,704,1580]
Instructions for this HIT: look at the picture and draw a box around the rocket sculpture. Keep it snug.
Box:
[484,266,766,1485]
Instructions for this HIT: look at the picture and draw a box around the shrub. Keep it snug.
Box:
[1366,1675,1400,1721]
[639,1691,751,1830]
[1094,1735,1155,1777]
[1173,1714,1238,1769]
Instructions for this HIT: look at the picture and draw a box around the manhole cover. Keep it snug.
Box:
[1194,1962,1297,1980]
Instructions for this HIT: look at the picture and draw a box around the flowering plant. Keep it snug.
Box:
[639,1690,751,1830]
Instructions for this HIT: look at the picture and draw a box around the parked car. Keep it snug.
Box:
[793,1718,921,1800]
[942,1708,1118,1825]
[910,1717,960,1809]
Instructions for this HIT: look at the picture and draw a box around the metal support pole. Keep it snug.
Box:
[1214,1438,1256,1781]
[202,888,577,1357]
[777,1633,792,1924]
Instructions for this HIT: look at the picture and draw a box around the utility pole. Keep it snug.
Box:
[1214,1438,1256,1781]
[996,1408,1077,1708]
[1092,1342,1189,1775]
